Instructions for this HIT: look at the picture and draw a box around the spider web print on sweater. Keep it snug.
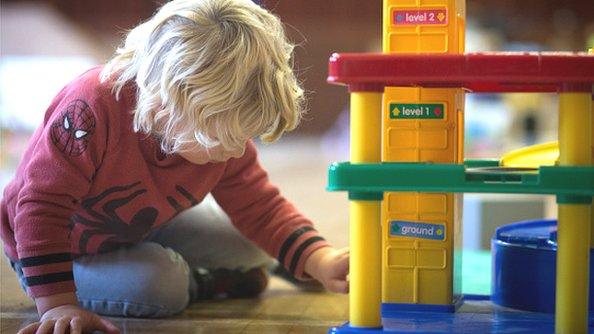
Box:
[70,183,205,254]
[50,99,96,156]
[71,181,159,254]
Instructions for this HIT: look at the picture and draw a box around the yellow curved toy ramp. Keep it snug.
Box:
[500,141,559,168]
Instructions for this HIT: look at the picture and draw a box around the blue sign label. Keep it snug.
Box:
[390,221,445,241]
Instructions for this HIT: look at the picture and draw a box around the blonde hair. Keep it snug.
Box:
[100,0,304,153]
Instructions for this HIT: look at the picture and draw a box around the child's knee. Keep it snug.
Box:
[133,244,191,314]
[75,242,190,317]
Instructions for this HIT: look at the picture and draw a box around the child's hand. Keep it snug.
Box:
[304,247,349,293]
[17,304,120,334]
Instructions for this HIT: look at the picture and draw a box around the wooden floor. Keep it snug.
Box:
[1,138,351,333]
[1,269,349,333]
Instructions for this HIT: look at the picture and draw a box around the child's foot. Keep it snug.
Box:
[192,266,269,300]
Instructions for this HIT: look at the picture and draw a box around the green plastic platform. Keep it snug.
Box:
[327,160,594,204]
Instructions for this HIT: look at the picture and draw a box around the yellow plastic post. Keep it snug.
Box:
[590,48,594,250]
[349,91,383,328]
[556,92,592,334]
[351,92,382,162]
[350,201,382,327]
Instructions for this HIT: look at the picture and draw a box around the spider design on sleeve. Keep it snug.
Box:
[167,185,199,214]
[72,181,158,253]
[50,99,96,157]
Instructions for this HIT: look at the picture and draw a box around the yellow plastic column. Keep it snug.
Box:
[349,91,382,328]
[590,48,594,250]
[556,92,592,334]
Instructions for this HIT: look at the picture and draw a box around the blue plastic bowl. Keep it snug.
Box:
[492,219,594,313]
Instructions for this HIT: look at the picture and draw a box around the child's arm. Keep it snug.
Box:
[304,247,349,293]
[14,95,109,300]
[17,292,119,334]
[35,292,79,315]
[212,141,343,286]
[11,73,120,332]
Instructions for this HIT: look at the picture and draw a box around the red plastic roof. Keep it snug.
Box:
[327,52,594,92]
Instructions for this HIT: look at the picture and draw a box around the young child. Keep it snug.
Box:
[1,1,349,333]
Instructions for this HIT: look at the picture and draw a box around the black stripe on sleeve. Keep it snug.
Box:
[277,226,315,266]
[25,272,74,287]
[167,196,183,213]
[19,253,72,267]
[289,236,326,275]
[175,185,199,206]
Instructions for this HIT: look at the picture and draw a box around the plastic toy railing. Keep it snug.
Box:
[327,52,594,334]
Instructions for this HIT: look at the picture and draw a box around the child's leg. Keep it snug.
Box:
[10,242,191,317]
[6,242,190,318]
[149,194,276,298]
[149,194,275,272]
[72,242,191,317]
